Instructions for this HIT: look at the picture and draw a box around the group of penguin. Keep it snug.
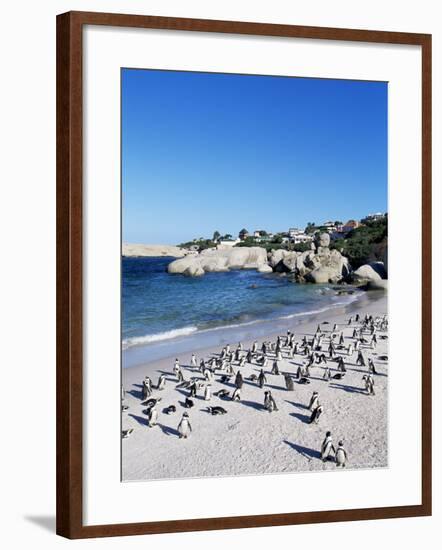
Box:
[122,312,388,467]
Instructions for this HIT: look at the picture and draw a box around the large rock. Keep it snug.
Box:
[315,232,330,248]
[305,267,333,284]
[353,262,387,283]
[167,246,268,276]
[257,264,273,273]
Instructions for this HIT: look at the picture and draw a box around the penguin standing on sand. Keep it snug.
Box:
[177,412,192,439]
[251,341,258,354]
[258,369,267,388]
[204,384,211,401]
[347,343,354,356]
[142,377,152,399]
[188,379,197,398]
[264,391,278,412]
[271,360,280,375]
[323,365,331,381]
[235,371,244,389]
[190,354,197,368]
[368,358,378,374]
[339,332,345,346]
[147,406,158,427]
[362,374,375,395]
[321,431,336,462]
[284,373,294,391]
[337,356,347,372]
[231,387,241,401]
[296,365,304,379]
[308,391,320,411]
[309,404,324,424]
[156,374,166,391]
[336,441,348,467]
[356,350,366,367]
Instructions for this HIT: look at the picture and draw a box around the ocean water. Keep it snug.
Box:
[122,257,362,366]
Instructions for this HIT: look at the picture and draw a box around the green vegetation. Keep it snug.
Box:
[331,218,388,268]
[178,239,216,251]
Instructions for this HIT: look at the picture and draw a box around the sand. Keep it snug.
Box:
[122,243,187,257]
[122,292,388,482]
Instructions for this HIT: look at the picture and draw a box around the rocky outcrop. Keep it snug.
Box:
[167,246,268,276]
[352,261,388,290]
[352,262,387,283]
[123,243,187,258]
[269,233,351,284]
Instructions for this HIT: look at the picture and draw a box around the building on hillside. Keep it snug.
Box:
[363,212,386,222]
[335,219,360,235]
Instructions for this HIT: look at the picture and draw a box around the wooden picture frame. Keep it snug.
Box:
[56,10,432,539]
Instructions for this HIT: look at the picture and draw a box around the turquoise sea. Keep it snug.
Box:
[122,257,362,368]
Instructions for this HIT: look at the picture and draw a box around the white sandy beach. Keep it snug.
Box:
[122,292,388,482]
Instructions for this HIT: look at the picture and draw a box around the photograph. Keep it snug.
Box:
[120,68,389,482]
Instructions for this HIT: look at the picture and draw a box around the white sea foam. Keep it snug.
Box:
[122,292,363,351]
[123,326,198,349]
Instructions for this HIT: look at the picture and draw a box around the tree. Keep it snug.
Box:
[213,230,221,242]
[223,233,233,241]
[305,222,316,234]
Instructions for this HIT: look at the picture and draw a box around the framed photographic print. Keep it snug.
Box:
[56,11,432,538]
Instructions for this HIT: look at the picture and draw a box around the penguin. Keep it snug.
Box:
[142,377,152,399]
[177,412,192,438]
[296,365,304,379]
[214,389,230,399]
[339,332,345,346]
[335,440,348,467]
[356,350,366,367]
[188,380,198,397]
[164,405,176,414]
[147,406,158,427]
[156,374,166,391]
[231,388,241,401]
[308,391,319,411]
[337,356,347,372]
[173,358,180,375]
[246,350,253,363]
[298,377,311,385]
[235,371,244,389]
[122,428,134,439]
[264,391,278,412]
[239,355,246,368]
[347,343,354,356]
[248,374,258,382]
[322,365,331,381]
[190,353,197,368]
[204,384,211,401]
[368,358,378,375]
[207,406,227,415]
[332,373,345,380]
[258,369,267,388]
[184,397,195,408]
[142,397,161,409]
[219,374,231,384]
[362,374,375,395]
[251,341,258,354]
[284,373,295,391]
[271,361,280,375]
[309,404,323,424]
[321,431,336,462]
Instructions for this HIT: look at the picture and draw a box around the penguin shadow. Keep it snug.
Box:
[127,389,144,400]
[158,423,180,437]
[283,440,321,460]
[285,400,308,410]
[290,412,311,424]
[128,413,149,427]
[329,383,366,394]
[239,399,264,412]
[265,383,287,391]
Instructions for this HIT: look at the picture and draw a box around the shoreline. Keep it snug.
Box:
[122,288,383,369]
[122,292,388,481]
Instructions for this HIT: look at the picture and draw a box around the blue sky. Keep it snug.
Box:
[122,69,387,244]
